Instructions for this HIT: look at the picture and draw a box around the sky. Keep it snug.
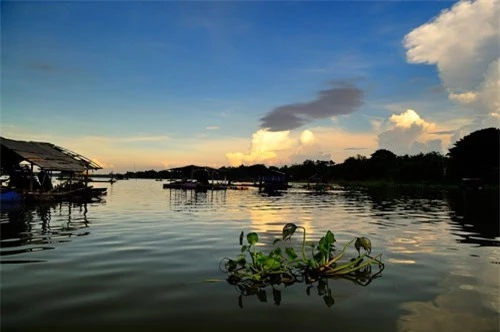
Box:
[1,0,499,173]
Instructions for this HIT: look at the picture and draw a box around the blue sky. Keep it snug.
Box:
[2,1,498,172]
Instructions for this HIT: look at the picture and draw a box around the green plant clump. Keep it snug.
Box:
[221,223,384,296]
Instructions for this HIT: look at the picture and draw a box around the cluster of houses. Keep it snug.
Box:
[2,137,331,204]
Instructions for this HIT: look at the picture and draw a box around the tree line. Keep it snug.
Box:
[120,127,499,185]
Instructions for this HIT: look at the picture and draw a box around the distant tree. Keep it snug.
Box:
[369,149,397,178]
[395,152,447,183]
[370,149,396,161]
[448,127,500,183]
[334,155,369,180]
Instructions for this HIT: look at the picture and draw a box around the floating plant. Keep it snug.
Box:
[220,223,384,307]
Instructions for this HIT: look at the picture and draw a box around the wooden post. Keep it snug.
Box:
[30,163,34,191]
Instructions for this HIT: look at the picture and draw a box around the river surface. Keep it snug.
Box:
[1,180,499,332]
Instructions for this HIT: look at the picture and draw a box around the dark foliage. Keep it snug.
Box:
[447,127,499,183]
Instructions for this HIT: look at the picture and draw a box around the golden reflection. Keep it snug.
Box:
[248,207,313,236]
[388,258,416,264]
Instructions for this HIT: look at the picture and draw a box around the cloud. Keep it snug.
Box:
[377,109,443,155]
[225,129,295,166]
[389,109,434,130]
[431,130,456,135]
[205,126,219,130]
[226,127,378,166]
[290,130,332,164]
[28,63,53,72]
[448,91,478,104]
[299,129,315,145]
[429,85,446,94]
[345,147,368,151]
[404,0,499,120]
[259,82,364,131]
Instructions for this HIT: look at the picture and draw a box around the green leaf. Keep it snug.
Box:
[247,232,258,245]
[240,245,248,253]
[355,237,372,254]
[307,259,319,269]
[236,254,246,266]
[282,223,297,240]
[263,257,281,270]
[225,259,237,272]
[325,230,335,244]
[318,238,328,254]
[270,247,282,258]
[239,231,244,245]
[256,252,267,266]
[285,247,298,260]
[273,238,282,245]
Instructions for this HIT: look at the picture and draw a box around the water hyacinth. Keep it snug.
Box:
[220,223,384,306]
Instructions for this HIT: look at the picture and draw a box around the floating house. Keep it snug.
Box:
[1,137,107,203]
[304,174,331,193]
[256,167,289,194]
[162,165,227,191]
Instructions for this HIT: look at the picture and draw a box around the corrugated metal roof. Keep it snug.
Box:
[1,137,101,172]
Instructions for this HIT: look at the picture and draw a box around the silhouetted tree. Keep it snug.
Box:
[369,149,397,178]
[333,155,369,180]
[448,127,500,183]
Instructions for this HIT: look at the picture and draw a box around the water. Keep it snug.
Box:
[1,180,499,331]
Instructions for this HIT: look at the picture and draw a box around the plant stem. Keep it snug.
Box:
[325,238,356,267]
[332,254,383,275]
[249,246,256,267]
[298,226,307,262]
[328,254,366,273]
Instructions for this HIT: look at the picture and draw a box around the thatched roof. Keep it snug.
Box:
[1,137,101,172]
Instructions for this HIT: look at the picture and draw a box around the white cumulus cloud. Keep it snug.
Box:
[378,109,443,155]
[225,129,295,166]
[404,0,500,129]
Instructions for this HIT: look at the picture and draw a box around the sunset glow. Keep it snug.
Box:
[2,0,498,172]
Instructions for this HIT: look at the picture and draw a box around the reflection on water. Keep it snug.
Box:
[0,180,498,332]
[168,189,227,211]
[234,277,344,308]
[1,201,96,262]
[351,186,499,332]
[358,186,499,247]
[228,263,386,309]
[447,189,499,247]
